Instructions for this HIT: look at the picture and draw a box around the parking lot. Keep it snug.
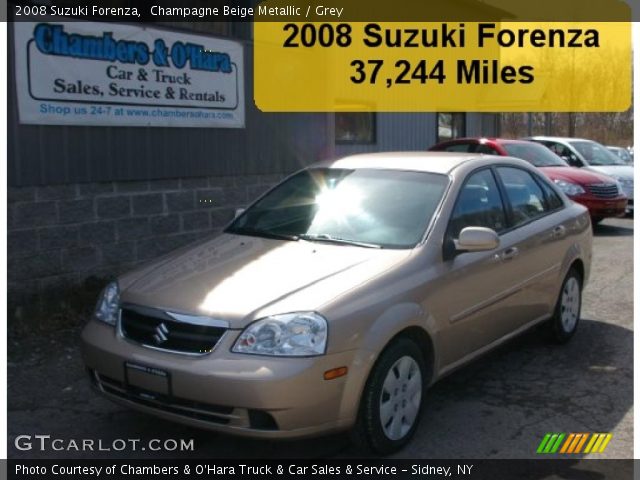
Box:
[7,217,633,459]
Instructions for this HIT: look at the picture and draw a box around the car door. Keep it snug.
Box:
[493,166,569,330]
[432,168,538,369]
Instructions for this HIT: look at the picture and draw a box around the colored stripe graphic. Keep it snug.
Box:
[584,433,613,454]
[537,433,552,453]
[544,434,559,453]
[550,433,565,453]
[537,433,565,453]
[574,433,589,453]
[538,433,612,454]
[559,433,575,453]
[567,433,584,453]
[598,434,613,453]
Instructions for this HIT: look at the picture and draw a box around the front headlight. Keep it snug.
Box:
[553,179,585,197]
[611,175,633,188]
[93,281,120,326]
[232,312,328,356]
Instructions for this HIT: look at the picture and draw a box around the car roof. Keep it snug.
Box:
[435,137,536,145]
[527,136,592,143]
[312,151,525,175]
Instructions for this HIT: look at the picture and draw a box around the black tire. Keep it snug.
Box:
[351,337,428,455]
[591,217,603,225]
[550,267,583,343]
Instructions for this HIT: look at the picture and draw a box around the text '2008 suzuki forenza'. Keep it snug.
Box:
[82,152,591,453]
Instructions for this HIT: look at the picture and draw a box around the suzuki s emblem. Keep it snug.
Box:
[153,322,169,345]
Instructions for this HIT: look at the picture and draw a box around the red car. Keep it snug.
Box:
[430,138,628,223]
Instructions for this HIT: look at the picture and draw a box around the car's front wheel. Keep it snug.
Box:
[351,338,427,454]
[550,267,582,343]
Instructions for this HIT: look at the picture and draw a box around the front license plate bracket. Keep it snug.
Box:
[124,362,171,397]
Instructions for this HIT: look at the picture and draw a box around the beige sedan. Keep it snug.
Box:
[82,152,592,453]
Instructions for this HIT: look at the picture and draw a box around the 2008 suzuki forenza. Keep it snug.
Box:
[82,152,592,453]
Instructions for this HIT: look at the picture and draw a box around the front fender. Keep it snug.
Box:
[335,302,439,424]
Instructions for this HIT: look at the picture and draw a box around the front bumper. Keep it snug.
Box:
[572,195,628,218]
[81,320,358,439]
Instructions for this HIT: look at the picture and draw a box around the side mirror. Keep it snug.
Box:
[455,227,500,252]
[234,208,245,218]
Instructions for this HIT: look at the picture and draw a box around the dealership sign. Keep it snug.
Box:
[14,22,245,127]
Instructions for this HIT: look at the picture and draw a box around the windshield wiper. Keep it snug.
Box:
[299,233,382,249]
[227,227,299,241]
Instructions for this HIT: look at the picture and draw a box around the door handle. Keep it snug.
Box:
[552,225,566,238]
[500,247,519,261]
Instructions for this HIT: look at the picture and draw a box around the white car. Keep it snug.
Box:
[526,137,633,214]
[607,146,633,165]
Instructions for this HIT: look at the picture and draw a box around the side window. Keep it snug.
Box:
[548,142,581,167]
[448,169,507,238]
[546,142,564,156]
[537,176,564,210]
[497,167,548,226]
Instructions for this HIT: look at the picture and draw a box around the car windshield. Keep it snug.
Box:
[608,147,632,163]
[569,141,627,166]
[502,143,567,167]
[226,168,449,249]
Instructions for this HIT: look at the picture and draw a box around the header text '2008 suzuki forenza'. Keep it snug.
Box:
[82,152,592,454]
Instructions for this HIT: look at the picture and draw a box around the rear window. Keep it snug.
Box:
[437,143,471,152]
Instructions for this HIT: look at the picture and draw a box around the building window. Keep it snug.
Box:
[335,113,376,144]
[437,113,466,143]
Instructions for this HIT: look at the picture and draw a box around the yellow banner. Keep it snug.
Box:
[254,22,631,112]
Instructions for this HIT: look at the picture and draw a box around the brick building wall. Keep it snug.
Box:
[8,173,284,312]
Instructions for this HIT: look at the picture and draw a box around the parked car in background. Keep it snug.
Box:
[430,138,627,224]
[607,146,633,164]
[82,152,592,454]
[525,137,633,215]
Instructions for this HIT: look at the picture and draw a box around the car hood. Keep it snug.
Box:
[585,165,634,180]
[119,234,411,327]
[538,166,619,185]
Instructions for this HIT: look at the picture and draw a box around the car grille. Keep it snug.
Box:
[120,307,226,355]
[586,183,620,199]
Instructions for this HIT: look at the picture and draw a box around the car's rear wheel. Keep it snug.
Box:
[550,267,582,343]
[351,338,427,454]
